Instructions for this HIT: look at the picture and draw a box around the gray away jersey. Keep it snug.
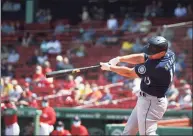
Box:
[134,50,175,97]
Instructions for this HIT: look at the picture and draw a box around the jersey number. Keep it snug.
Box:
[170,65,175,82]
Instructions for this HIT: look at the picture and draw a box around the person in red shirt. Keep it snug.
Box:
[1,100,20,136]
[71,116,89,136]
[42,61,52,75]
[23,82,32,98]
[51,121,71,136]
[33,65,45,83]
[39,98,56,135]
[28,93,38,108]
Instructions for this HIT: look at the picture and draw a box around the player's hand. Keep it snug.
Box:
[109,57,120,66]
[100,62,111,71]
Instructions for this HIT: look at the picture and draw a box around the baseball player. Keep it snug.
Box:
[39,98,56,135]
[1,100,20,136]
[100,36,175,135]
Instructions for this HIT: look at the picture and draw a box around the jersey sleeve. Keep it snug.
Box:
[134,63,149,78]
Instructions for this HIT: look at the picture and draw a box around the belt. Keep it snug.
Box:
[139,91,165,98]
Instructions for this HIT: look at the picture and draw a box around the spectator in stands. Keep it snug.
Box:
[9,80,23,102]
[56,56,73,70]
[42,61,52,75]
[71,116,89,136]
[144,0,158,17]
[187,4,193,16]
[121,14,133,31]
[46,36,61,54]
[77,82,93,103]
[40,38,49,53]
[166,83,179,106]
[17,91,30,107]
[63,57,74,69]
[184,27,193,40]
[2,100,20,136]
[85,84,102,103]
[156,1,164,17]
[120,40,134,55]
[1,46,9,60]
[37,51,48,66]
[1,22,15,34]
[28,93,38,108]
[39,98,56,135]
[36,9,44,22]
[23,83,32,98]
[2,0,12,12]
[6,65,15,78]
[7,48,20,63]
[2,77,13,97]
[91,6,104,20]
[132,37,143,53]
[65,75,76,89]
[45,9,52,22]
[2,0,21,12]
[33,65,45,83]
[1,59,14,77]
[128,20,140,33]
[139,17,152,33]
[54,22,70,34]
[68,45,87,58]
[174,3,187,17]
[95,35,107,46]
[56,55,65,70]
[178,80,192,106]
[51,121,71,136]
[107,14,118,31]
[175,50,187,77]
[82,26,95,42]
[36,9,52,23]
[27,49,39,66]
[81,6,90,22]
[21,32,33,47]
[100,87,112,102]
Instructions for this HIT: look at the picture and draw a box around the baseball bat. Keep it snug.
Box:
[46,64,101,78]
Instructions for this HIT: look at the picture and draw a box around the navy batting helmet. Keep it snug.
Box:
[143,36,168,55]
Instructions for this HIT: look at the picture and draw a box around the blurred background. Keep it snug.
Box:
[1,0,192,135]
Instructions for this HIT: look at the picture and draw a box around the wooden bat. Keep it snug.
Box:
[46,64,101,78]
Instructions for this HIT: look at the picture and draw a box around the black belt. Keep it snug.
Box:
[139,91,165,98]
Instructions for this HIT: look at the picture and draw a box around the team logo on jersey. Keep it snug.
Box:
[138,65,146,74]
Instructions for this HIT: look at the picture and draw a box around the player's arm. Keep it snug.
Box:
[110,65,139,79]
[109,53,148,65]
[100,63,138,79]
[100,62,148,79]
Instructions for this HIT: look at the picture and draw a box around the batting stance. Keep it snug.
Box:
[100,36,175,135]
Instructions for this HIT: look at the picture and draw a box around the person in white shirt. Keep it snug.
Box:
[107,14,118,30]
[47,36,61,54]
[9,80,23,102]
[81,6,90,22]
[139,18,152,33]
[174,3,187,17]
[7,49,20,63]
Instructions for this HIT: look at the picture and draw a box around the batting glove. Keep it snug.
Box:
[109,57,120,66]
[100,62,111,71]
